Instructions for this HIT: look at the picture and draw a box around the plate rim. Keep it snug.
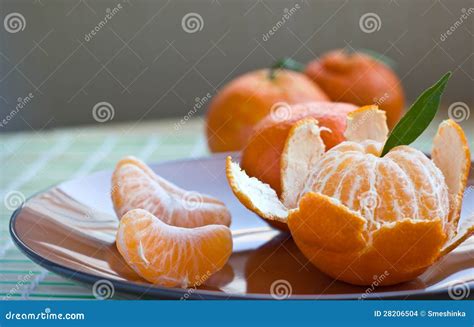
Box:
[8,155,474,300]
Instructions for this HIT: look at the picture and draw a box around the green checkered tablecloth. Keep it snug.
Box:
[1,116,473,300]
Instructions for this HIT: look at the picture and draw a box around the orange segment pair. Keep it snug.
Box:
[112,157,233,288]
[227,106,472,286]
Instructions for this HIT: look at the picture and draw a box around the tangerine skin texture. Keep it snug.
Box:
[305,50,405,128]
[241,102,357,196]
[206,69,329,152]
[288,193,447,286]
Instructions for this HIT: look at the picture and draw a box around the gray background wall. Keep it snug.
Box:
[0,0,472,132]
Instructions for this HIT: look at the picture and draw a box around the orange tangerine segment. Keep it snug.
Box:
[226,156,288,223]
[112,156,231,228]
[280,119,326,209]
[116,209,232,288]
[298,142,450,230]
[344,105,389,143]
[432,120,471,235]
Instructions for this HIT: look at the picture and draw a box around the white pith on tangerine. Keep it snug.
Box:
[300,140,450,232]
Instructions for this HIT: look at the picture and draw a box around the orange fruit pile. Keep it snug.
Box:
[206,69,328,152]
[227,107,472,286]
[206,49,406,155]
[112,157,233,287]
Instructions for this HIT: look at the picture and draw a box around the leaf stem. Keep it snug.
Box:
[269,58,305,80]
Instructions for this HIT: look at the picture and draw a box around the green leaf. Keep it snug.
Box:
[381,72,451,156]
[272,57,305,72]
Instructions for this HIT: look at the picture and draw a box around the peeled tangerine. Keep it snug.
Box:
[227,106,472,286]
[112,157,233,287]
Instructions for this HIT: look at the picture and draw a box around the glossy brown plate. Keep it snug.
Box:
[10,154,474,299]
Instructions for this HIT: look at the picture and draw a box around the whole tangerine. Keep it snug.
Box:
[304,49,405,128]
[205,69,329,152]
